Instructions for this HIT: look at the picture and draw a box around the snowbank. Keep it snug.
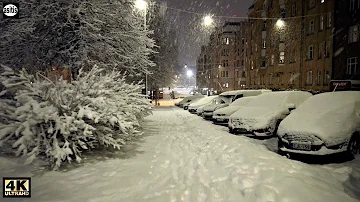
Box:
[278,91,360,147]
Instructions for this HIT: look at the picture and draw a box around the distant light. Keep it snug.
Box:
[276,19,285,28]
[135,0,147,10]
[203,15,214,26]
[187,70,193,77]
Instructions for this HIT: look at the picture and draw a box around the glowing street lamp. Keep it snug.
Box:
[203,15,214,27]
[187,70,193,77]
[135,0,147,10]
[276,19,285,28]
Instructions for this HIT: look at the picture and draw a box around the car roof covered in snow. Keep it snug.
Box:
[219,89,271,96]
[229,96,255,106]
[189,95,218,107]
[246,91,313,108]
[278,91,360,146]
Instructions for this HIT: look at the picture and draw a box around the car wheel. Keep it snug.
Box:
[347,133,360,157]
[184,106,188,110]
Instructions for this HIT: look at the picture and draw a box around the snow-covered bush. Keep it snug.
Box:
[0,65,152,170]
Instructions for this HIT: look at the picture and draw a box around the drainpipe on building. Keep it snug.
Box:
[299,0,305,90]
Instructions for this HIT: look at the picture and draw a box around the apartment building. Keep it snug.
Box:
[302,0,334,91]
[246,0,334,92]
[331,0,360,90]
[196,22,247,93]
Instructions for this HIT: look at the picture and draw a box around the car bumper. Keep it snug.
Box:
[278,138,347,155]
[188,109,197,113]
[228,125,272,136]
[203,112,213,120]
[212,116,229,125]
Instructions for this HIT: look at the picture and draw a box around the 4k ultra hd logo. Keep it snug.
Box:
[2,3,19,19]
[3,177,31,198]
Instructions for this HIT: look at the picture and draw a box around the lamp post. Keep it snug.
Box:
[135,0,148,96]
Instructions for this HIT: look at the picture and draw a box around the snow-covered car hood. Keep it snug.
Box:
[230,106,288,131]
[213,106,241,116]
[188,96,218,109]
[278,93,360,147]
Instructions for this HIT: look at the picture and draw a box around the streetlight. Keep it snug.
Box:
[203,15,214,26]
[276,19,285,28]
[187,70,193,88]
[187,70,193,77]
[135,0,148,96]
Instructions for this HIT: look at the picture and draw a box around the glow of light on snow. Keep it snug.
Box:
[187,70,193,77]
[276,19,285,28]
[135,0,147,10]
[203,15,214,27]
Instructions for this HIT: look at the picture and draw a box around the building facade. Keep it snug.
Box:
[246,0,334,92]
[196,22,246,93]
[331,0,360,90]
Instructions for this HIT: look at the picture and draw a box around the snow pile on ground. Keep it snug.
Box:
[0,65,152,170]
[0,108,359,202]
[278,91,360,147]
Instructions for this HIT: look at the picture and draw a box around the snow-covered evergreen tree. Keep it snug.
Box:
[147,2,178,89]
[0,65,152,170]
[0,0,155,75]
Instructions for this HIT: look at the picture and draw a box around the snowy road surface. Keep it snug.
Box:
[1,107,360,202]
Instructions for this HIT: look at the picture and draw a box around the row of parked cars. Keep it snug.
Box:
[175,90,360,159]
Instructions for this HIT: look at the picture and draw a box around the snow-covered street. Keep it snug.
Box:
[1,107,360,202]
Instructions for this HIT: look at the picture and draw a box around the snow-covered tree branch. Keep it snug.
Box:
[0,65,152,170]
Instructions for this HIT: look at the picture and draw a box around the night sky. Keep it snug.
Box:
[162,0,252,68]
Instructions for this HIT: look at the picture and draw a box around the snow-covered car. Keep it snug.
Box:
[176,95,204,108]
[183,97,205,110]
[277,91,360,157]
[202,89,272,120]
[196,105,205,116]
[212,97,254,125]
[229,91,313,136]
[202,97,230,120]
[188,95,218,113]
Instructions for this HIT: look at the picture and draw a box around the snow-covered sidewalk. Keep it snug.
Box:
[0,107,359,202]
